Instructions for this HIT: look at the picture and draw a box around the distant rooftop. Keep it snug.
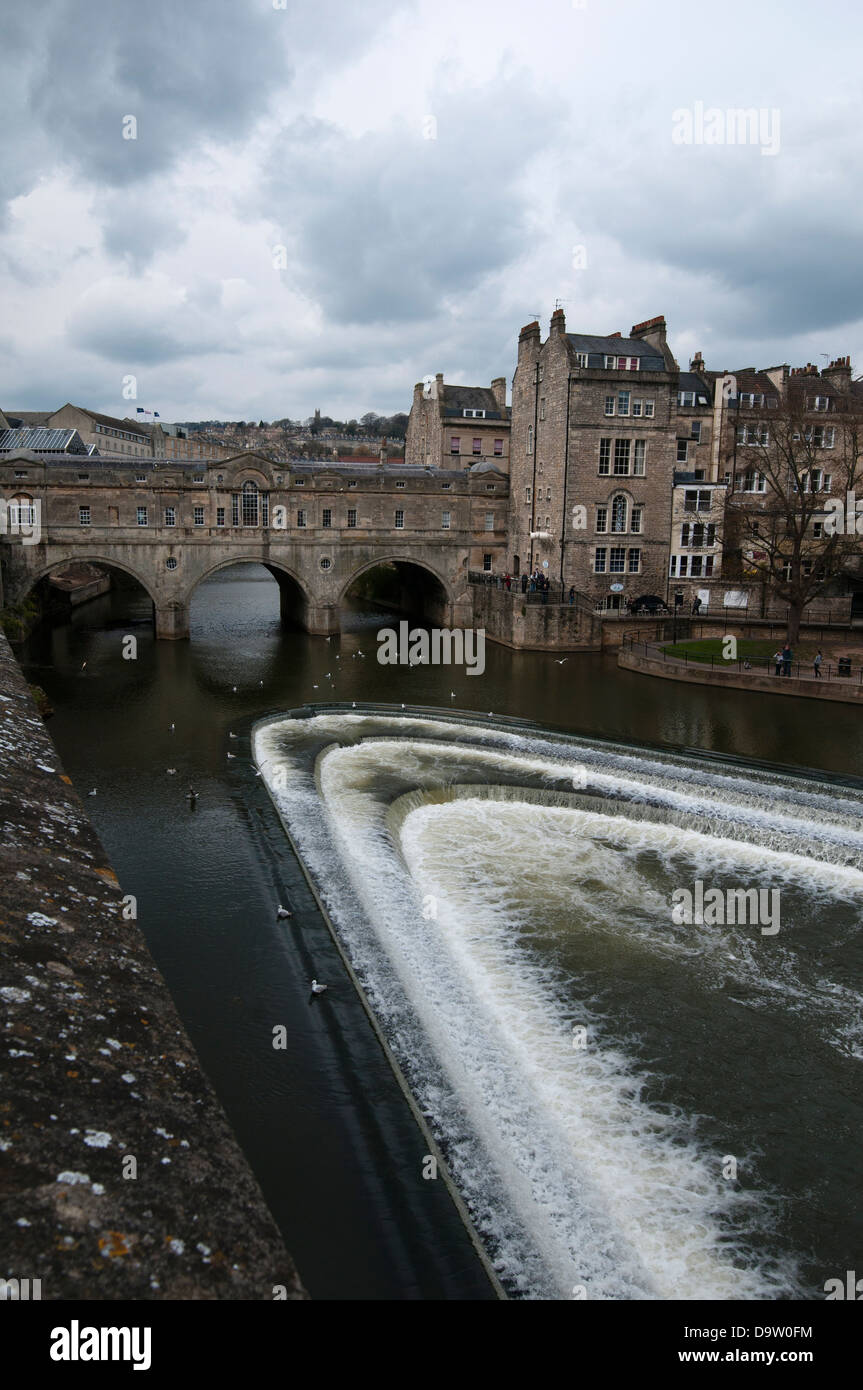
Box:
[0,427,89,454]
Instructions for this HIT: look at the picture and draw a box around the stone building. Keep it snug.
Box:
[509,310,704,608]
[405,375,510,471]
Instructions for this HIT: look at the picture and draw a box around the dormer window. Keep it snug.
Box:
[463,409,487,418]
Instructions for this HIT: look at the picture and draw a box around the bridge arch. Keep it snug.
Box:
[25,555,158,606]
[339,555,457,626]
[187,556,314,635]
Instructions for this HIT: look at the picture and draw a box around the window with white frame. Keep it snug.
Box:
[594,547,607,573]
[678,390,696,407]
[677,439,688,463]
[165,506,176,527]
[441,511,451,529]
[575,352,588,368]
[617,390,630,417]
[347,509,357,528]
[669,556,677,576]
[395,509,404,528]
[609,546,626,573]
[644,400,655,418]
[599,438,611,474]
[690,556,703,577]
[604,395,616,417]
[473,438,482,454]
[527,425,533,453]
[525,485,532,503]
[322,508,332,528]
[596,506,608,533]
[78,505,90,526]
[630,506,642,534]
[451,436,460,454]
[613,439,630,475]
[494,439,504,456]
[297,509,306,527]
[690,420,702,442]
[628,548,640,573]
[216,507,225,527]
[485,512,495,531]
[193,506,204,526]
[633,439,646,475]
[137,506,148,526]
[611,495,627,532]
[483,553,492,571]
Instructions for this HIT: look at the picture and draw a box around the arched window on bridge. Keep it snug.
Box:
[242,480,259,527]
[230,480,269,527]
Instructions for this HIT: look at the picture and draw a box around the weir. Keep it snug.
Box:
[253,706,863,1300]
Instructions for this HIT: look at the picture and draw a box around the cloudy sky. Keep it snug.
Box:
[2,0,862,423]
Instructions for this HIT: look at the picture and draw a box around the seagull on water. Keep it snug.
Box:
[167,768,177,775]
[187,789,198,803]
[229,732,238,739]
[277,905,292,919]
[87,788,97,796]
[310,979,328,995]
[227,752,236,759]
[232,686,238,693]
[555,658,568,665]
[81,661,87,670]
[169,722,175,731]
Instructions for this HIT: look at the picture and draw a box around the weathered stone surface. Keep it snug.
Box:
[0,630,306,1299]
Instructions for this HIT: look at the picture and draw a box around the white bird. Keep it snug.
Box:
[169,722,175,731]
[187,789,198,801]
[167,768,177,775]
[555,658,568,665]
[277,905,292,919]
[450,692,456,698]
[81,661,87,670]
[259,680,264,686]
[227,752,236,759]
[229,732,238,739]
[401,703,405,709]
[232,686,237,693]
[313,684,319,689]
[325,672,331,679]
[87,788,97,796]
[310,979,328,995]
[352,701,356,708]
[335,656,340,661]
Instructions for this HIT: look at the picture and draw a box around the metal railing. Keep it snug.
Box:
[622,635,863,684]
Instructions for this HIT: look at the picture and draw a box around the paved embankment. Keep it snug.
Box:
[0,630,306,1300]
[618,643,863,703]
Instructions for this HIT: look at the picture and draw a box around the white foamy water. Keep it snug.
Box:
[253,711,863,1299]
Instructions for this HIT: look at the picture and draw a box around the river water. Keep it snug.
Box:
[20,564,863,1300]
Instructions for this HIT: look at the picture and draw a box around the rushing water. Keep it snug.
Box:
[19,564,863,1300]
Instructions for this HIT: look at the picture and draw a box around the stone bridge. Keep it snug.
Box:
[0,449,510,638]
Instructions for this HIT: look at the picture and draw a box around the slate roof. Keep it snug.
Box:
[566,334,667,371]
[440,386,506,419]
[2,411,53,427]
[677,373,713,401]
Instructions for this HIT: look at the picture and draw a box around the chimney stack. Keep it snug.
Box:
[490,376,507,411]
[550,307,566,336]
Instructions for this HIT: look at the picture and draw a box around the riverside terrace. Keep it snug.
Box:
[0,450,509,638]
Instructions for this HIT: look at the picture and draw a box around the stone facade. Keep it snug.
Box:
[405,375,510,471]
[0,450,508,638]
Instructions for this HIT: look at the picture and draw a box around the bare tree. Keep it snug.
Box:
[724,374,863,643]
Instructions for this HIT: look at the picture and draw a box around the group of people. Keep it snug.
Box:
[505,569,553,602]
[772,645,825,678]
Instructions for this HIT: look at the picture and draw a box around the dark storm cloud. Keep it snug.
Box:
[262,80,560,325]
[0,0,404,216]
